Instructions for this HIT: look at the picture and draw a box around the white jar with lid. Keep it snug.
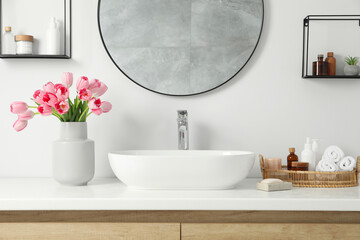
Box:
[15,35,33,55]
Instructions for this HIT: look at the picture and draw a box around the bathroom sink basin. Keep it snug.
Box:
[108,150,255,190]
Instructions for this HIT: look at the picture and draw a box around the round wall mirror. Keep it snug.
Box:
[98,0,264,96]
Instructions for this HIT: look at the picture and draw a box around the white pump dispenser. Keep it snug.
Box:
[46,17,60,55]
[312,139,320,166]
[301,137,316,171]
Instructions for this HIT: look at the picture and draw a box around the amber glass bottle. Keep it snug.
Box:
[325,52,336,76]
[312,61,317,76]
[312,54,328,76]
[291,162,309,171]
[287,148,298,170]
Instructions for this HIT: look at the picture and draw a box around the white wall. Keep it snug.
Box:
[1,0,360,178]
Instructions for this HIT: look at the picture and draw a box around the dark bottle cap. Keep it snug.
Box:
[327,52,334,57]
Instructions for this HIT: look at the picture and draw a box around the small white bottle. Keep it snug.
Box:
[46,17,60,55]
[300,137,316,171]
[3,26,16,54]
[312,139,320,166]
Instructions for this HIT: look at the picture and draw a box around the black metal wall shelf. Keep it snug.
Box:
[302,15,360,79]
[0,0,71,59]
[304,75,360,79]
[0,54,70,59]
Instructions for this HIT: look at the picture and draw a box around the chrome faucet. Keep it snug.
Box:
[177,110,189,150]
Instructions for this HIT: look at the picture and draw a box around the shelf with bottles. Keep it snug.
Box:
[0,0,71,59]
[302,15,360,79]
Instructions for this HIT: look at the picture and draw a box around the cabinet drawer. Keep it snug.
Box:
[0,223,180,240]
[182,223,360,240]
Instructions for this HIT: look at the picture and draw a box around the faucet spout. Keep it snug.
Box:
[177,110,189,150]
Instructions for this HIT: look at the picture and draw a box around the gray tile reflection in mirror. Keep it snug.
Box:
[99,0,263,95]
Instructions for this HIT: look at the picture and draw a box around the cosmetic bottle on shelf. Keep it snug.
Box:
[312,54,328,76]
[325,52,336,76]
[2,26,16,54]
[46,17,60,55]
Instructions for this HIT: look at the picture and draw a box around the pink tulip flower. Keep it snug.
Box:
[18,110,35,120]
[55,101,69,115]
[79,88,92,101]
[62,72,73,88]
[101,101,112,113]
[88,97,101,109]
[41,92,58,107]
[10,101,28,114]
[92,108,103,115]
[76,76,89,91]
[37,104,53,116]
[43,82,56,94]
[92,82,108,97]
[13,120,28,132]
[88,98,102,115]
[54,84,69,101]
[88,79,101,90]
[33,90,45,104]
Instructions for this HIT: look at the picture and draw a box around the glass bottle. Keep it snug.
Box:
[291,162,309,171]
[2,26,16,54]
[325,52,336,76]
[312,61,317,76]
[312,54,328,76]
[287,148,298,170]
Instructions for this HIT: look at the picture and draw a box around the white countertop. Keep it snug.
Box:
[0,178,359,211]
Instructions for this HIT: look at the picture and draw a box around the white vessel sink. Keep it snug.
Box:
[108,150,255,190]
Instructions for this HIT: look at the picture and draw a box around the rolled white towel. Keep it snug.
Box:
[316,159,339,172]
[338,156,357,171]
[322,145,345,163]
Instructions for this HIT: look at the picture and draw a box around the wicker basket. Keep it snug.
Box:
[259,155,360,188]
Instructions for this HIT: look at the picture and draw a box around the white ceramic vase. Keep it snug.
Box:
[53,122,94,186]
[344,65,359,76]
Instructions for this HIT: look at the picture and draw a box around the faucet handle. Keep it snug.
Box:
[177,110,188,119]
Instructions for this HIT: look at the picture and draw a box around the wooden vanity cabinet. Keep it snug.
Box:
[181,223,360,240]
[0,211,359,240]
[0,223,180,240]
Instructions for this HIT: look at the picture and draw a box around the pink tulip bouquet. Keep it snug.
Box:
[10,72,112,131]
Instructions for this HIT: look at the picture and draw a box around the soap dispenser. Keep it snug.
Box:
[312,139,320,166]
[46,17,60,55]
[300,137,316,171]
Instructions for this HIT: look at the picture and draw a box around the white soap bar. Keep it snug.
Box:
[256,181,292,192]
[261,178,283,184]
